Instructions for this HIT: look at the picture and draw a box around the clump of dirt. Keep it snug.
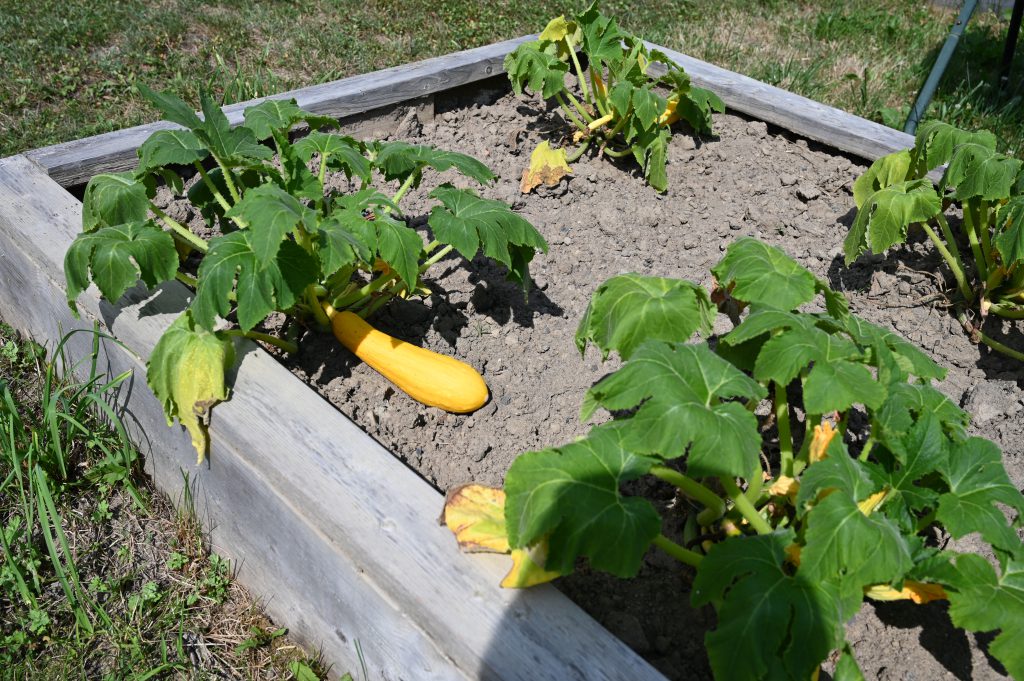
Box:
[170,84,1021,679]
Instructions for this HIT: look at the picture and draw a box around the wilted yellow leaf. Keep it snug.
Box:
[175,339,231,463]
[539,15,575,42]
[809,421,838,463]
[520,141,572,193]
[864,581,947,604]
[442,484,564,588]
[768,475,800,499]
[442,484,510,553]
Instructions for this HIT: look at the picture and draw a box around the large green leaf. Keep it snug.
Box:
[242,98,336,141]
[503,424,660,577]
[64,221,178,306]
[138,84,203,130]
[868,413,947,532]
[912,121,996,175]
[994,195,1024,265]
[803,359,887,413]
[752,325,861,387]
[800,484,914,600]
[428,185,547,289]
[504,42,569,99]
[574,274,714,360]
[317,211,373,277]
[873,382,969,447]
[937,437,1024,557]
[196,92,274,165]
[293,132,371,182]
[692,530,844,681]
[636,126,670,192]
[837,315,946,381]
[582,342,766,477]
[137,129,208,172]
[192,232,317,331]
[373,142,495,186]
[844,179,941,264]
[796,436,875,512]
[81,172,150,232]
[223,184,316,266]
[347,213,423,291]
[712,237,817,310]
[852,150,912,208]
[576,2,624,67]
[674,85,725,135]
[146,310,234,462]
[945,554,1024,679]
[942,143,1022,201]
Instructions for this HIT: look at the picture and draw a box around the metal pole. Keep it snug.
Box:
[904,0,980,135]
[999,0,1024,89]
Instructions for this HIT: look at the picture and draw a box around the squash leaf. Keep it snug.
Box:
[712,237,818,310]
[853,150,912,208]
[242,98,336,141]
[994,195,1024,265]
[146,310,235,463]
[575,274,714,360]
[192,233,317,331]
[692,530,845,681]
[64,221,178,308]
[520,141,571,193]
[293,132,371,182]
[137,129,208,172]
[223,184,317,266]
[941,143,1022,201]
[911,120,996,175]
[582,342,765,477]
[372,141,495,186]
[138,84,203,130]
[844,179,941,264]
[196,92,274,165]
[428,185,548,289]
[81,172,151,233]
[503,42,569,99]
[503,423,661,577]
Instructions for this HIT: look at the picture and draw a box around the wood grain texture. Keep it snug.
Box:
[23,35,535,188]
[645,41,915,161]
[0,154,665,681]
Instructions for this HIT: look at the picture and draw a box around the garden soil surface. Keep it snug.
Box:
[163,82,1022,680]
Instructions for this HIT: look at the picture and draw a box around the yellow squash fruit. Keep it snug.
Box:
[326,306,488,413]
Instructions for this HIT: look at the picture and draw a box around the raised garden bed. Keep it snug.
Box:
[2,35,1021,681]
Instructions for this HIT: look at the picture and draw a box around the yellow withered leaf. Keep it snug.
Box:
[864,581,947,604]
[442,484,563,588]
[809,421,838,463]
[520,141,572,194]
[442,484,510,554]
[768,475,800,499]
[539,15,574,42]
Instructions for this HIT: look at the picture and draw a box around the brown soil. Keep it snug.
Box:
[159,82,1022,680]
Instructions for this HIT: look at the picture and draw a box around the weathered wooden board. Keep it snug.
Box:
[0,152,665,680]
[24,35,535,188]
[644,42,915,160]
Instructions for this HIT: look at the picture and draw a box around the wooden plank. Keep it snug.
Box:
[24,35,534,188]
[645,41,914,161]
[0,153,666,681]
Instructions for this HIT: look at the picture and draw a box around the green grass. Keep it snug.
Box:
[2,0,1017,160]
[0,321,329,679]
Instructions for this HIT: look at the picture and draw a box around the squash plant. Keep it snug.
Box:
[444,238,1024,680]
[507,3,724,193]
[65,87,546,460]
[845,120,1024,361]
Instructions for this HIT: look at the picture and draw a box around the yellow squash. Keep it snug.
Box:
[325,306,488,413]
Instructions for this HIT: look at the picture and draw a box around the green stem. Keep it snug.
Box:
[175,272,198,288]
[920,220,972,302]
[554,92,587,131]
[915,509,937,533]
[602,146,633,159]
[392,170,421,207]
[774,382,794,477]
[318,154,329,187]
[420,244,454,272]
[963,201,989,284]
[958,313,1024,361]
[224,329,298,354]
[566,41,591,106]
[988,302,1024,319]
[151,205,208,253]
[334,272,399,309]
[976,200,995,272]
[193,161,233,215]
[744,464,765,506]
[212,155,242,205]
[858,436,875,462]
[562,90,594,124]
[720,477,773,535]
[357,295,391,319]
[603,105,631,140]
[307,285,331,330]
[650,465,726,523]
[652,534,703,568]
[934,212,966,268]
[566,140,591,163]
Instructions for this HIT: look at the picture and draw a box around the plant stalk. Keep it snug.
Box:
[958,312,1024,360]
[774,382,794,477]
[151,205,209,253]
[652,534,703,568]
[212,155,243,205]
[720,477,773,535]
[554,92,587,131]
[391,170,421,207]
[193,161,234,216]
[566,139,591,163]
[650,465,726,524]
[566,43,592,106]
[920,220,972,302]
[224,329,298,354]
